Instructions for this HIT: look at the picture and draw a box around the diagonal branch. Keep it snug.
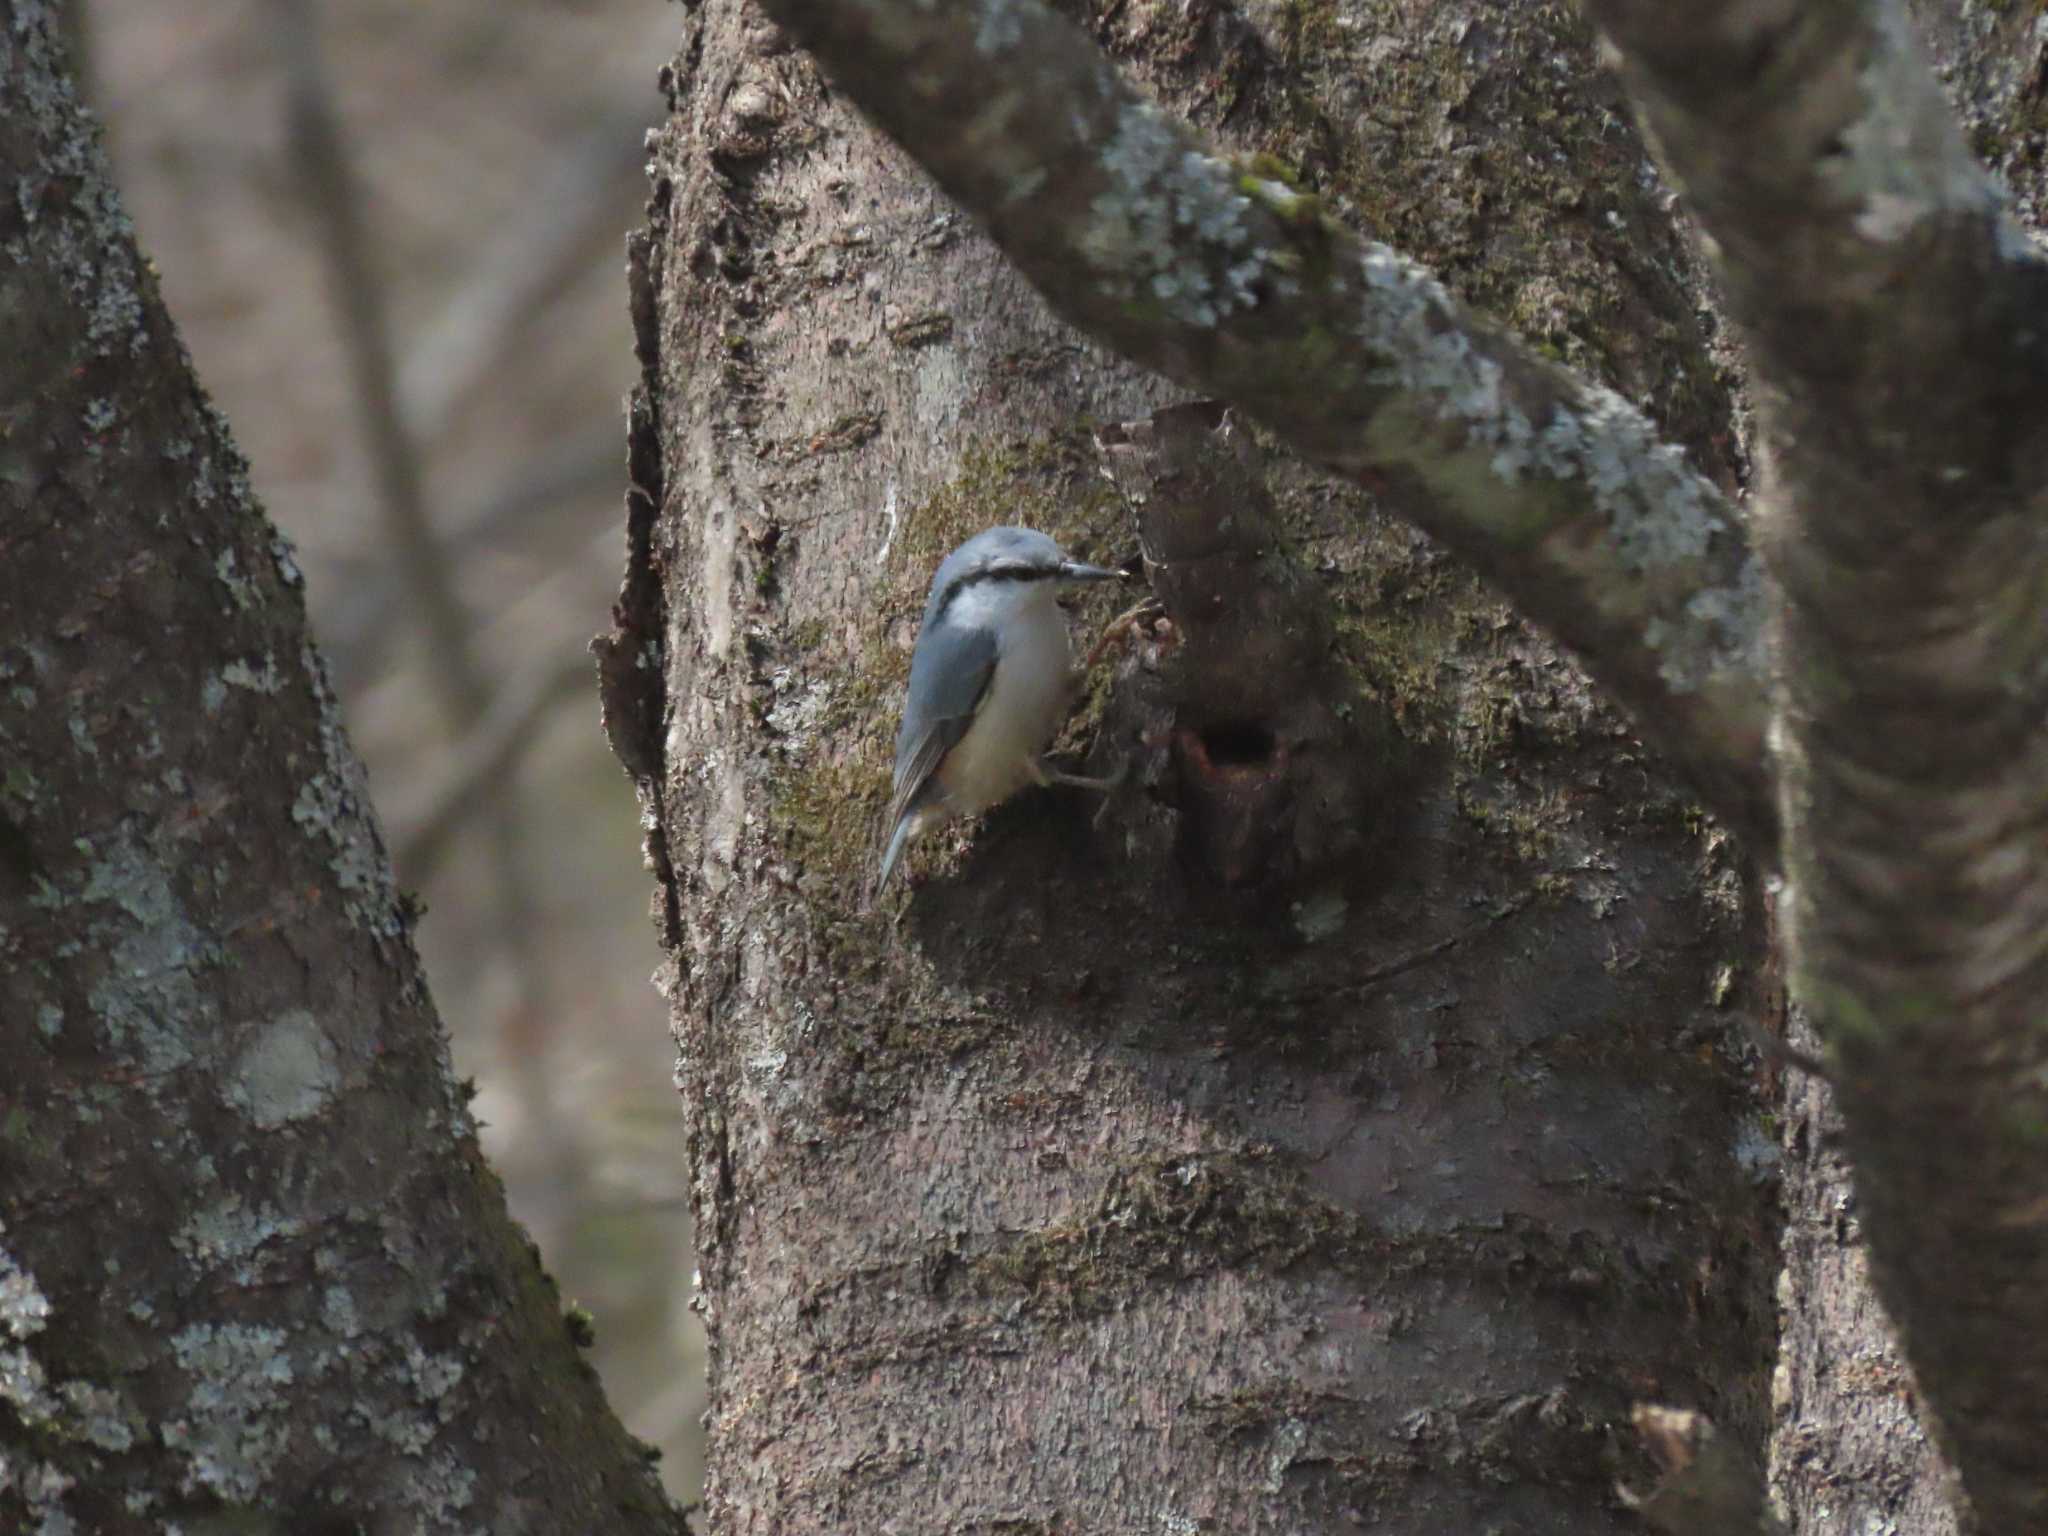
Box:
[756,0,1779,858]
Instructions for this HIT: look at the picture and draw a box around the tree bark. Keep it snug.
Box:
[0,9,683,1530]
[1771,996,1962,1536]
[623,2,1783,1529]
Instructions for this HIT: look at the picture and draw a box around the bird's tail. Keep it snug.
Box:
[866,813,916,912]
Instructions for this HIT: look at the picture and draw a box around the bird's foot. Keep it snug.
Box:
[1043,756,1129,828]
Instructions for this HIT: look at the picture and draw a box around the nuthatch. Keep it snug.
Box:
[874,526,1124,898]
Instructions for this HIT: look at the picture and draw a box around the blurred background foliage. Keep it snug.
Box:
[78,0,706,1499]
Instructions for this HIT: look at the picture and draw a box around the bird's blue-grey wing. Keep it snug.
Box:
[886,620,998,837]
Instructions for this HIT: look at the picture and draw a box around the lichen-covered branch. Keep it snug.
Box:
[0,6,683,1529]
[755,0,1779,856]
[1586,2,2048,1526]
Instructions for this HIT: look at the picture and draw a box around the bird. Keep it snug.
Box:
[872,526,1126,901]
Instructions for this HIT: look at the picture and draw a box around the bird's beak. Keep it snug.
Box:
[1058,559,1124,583]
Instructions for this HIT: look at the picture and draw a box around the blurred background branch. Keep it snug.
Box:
[399,106,654,440]
[273,0,568,1198]
[91,0,704,1498]
[323,423,621,687]
[393,653,596,879]
[276,0,477,724]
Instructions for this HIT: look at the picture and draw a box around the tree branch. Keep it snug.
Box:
[398,105,649,441]
[754,0,1779,858]
[1585,2,2048,1526]
[276,0,480,724]
[321,423,622,690]
[735,0,2048,1521]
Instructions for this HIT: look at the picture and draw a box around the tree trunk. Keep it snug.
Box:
[624,2,1785,1528]
[0,11,682,1531]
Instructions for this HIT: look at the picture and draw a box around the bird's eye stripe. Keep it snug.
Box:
[932,563,1048,620]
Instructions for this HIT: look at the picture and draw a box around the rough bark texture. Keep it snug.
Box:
[0,8,684,1530]
[1772,1001,1962,1536]
[1914,0,2048,230]
[622,2,1783,1529]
